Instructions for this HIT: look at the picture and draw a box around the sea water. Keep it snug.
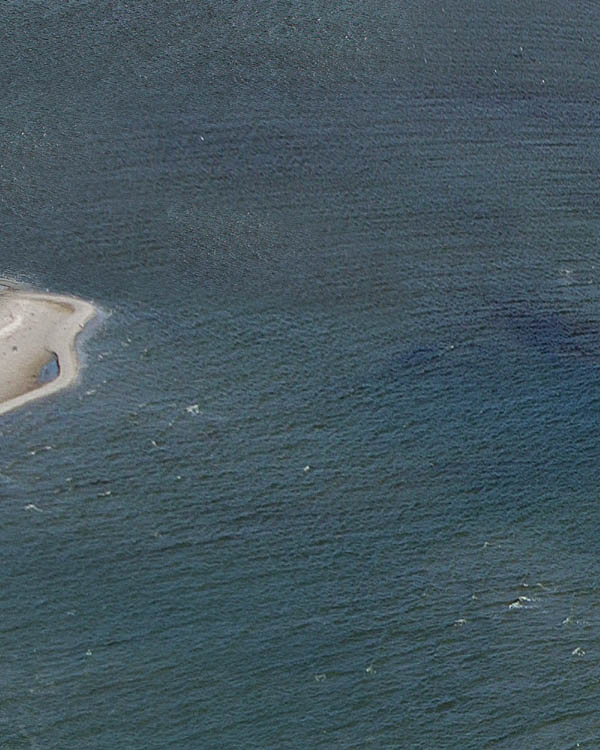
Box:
[2,1,600,747]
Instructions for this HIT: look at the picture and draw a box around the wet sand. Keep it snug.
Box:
[0,285,96,415]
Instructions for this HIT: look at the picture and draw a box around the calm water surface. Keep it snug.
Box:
[2,2,600,747]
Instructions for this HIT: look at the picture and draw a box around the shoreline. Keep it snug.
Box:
[0,285,97,416]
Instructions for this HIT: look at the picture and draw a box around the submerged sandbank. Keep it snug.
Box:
[0,283,96,415]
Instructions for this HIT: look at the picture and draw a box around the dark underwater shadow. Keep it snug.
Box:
[487,298,600,362]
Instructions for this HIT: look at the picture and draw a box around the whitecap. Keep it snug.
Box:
[508,596,532,610]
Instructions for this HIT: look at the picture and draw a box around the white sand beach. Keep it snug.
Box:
[0,285,96,415]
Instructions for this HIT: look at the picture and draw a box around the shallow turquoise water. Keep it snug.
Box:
[2,2,600,747]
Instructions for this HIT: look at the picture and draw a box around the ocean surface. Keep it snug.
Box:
[2,1,600,747]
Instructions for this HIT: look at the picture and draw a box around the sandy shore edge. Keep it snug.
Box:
[0,287,97,416]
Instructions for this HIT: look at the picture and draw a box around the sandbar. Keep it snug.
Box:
[0,283,96,415]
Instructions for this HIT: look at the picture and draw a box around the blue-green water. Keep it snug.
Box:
[2,2,600,747]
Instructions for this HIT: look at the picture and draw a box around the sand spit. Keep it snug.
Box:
[0,285,96,415]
